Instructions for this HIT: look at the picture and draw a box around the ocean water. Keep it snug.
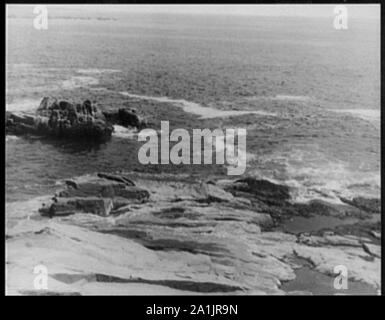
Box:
[6,10,380,204]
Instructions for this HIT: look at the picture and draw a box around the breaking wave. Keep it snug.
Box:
[246,95,312,102]
[112,125,137,139]
[248,148,380,204]
[119,92,277,119]
[77,68,120,74]
[6,98,41,113]
[331,109,380,125]
[62,76,99,89]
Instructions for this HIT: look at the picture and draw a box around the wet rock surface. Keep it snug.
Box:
[340,197,381,214]
[6,97,145,141]
[6,173,381,295]
[103,108,145,129]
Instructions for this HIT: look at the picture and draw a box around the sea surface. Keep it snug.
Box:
[6,9,380,205]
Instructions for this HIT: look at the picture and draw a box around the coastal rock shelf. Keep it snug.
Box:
[6,97,145,141]
[39,174,150,217]
[6,173,381,295]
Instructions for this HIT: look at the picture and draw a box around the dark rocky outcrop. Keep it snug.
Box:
[6,97,147,141]
[6,97,114,141]
[291,199,371,219]
[232,178,291,204]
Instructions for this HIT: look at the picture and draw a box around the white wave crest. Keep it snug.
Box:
[6,98,41,112]
[119,92,276,119]
[112,125,137,139]
[62,76,99,89]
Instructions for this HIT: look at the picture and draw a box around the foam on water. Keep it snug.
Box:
[112,125,137,139]
[331,109,380,125]
[120,92,276,119]
[6,63,34,69]
[246,95,312,102]
[248,147,380,204]
[6,98,41,113]
[6,135,20,142]
[272,95,311,102]
[62,76,99,89]
[5,14,380,214]
[6,195,52,228]
[77,68,120,74]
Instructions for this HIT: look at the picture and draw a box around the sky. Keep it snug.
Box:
[8,4,380,20]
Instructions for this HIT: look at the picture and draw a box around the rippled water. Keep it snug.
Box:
[6,10,380,204]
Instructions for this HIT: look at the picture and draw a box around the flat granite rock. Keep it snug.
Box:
[362,243,381,259]
[6,172,381,295]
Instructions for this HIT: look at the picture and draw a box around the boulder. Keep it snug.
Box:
[52,197,113,217]
[198,183,235,203]
[232,177,291,204]
[103,108,145,129]
[37,96,58,114]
